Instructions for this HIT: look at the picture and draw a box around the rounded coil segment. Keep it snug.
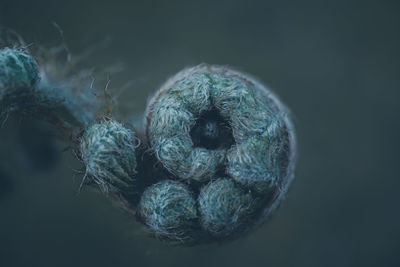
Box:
[80,119,138,195]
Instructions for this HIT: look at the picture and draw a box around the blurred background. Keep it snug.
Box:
[0,0,399,266]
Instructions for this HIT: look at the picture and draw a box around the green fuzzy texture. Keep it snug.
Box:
[0,47,39,89]
[209,72,276,143]
[226,120,289,193]
[0,47,39,111]
[143,64,296,244]
[146,64,292,192]
[168,71,212,114]
[198,178,254,237]
[138,180,198,242]
[80,120,137,193]
[148,72,225,182]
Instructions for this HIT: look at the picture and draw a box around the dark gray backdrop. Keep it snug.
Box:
[0,0,399,266]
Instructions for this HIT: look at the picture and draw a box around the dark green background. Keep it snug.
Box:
[0,0,399,266]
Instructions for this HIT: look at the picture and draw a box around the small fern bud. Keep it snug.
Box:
[138,180,198,243]
[0,47,39,112]
[80,119,138,196]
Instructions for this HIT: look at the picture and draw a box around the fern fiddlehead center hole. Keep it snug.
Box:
[190,108,234,150]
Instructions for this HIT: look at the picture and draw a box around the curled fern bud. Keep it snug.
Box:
[0,47,39,112]
[198,178,255,237]
[80,119,138,196]
[145,64,296,194]
[137,180,198,242]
